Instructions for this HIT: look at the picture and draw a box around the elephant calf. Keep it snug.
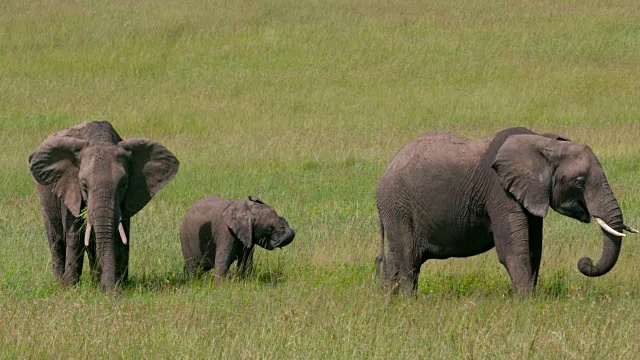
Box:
[180,195,295,279]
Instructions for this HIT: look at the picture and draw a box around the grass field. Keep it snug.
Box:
[2,0,640,357]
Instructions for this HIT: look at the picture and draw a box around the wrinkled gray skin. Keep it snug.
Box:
[180,195,295,280]
[29,121,179,292]
[376,127,632,296]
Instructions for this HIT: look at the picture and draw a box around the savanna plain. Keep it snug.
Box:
[2,0,640,358]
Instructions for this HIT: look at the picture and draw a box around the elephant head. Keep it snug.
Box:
[223,196,296,250]
[493,134,634,277]
[29,135,179,291]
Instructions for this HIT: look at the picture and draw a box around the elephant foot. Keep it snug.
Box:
[61,269,81,287]
[511,283,536,296]
[384,281,400,295]
[99,282,122,295]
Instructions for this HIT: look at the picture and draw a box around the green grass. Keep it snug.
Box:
[2,0,640,357]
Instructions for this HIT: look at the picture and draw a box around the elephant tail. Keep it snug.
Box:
[375,211,385,276]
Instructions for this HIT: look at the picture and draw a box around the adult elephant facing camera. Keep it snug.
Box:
[376,127,636,296]
[29,121,179,292]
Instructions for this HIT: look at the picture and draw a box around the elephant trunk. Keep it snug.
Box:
[275,217,295,248]
[578,185,624,277]
[89,193,120,292]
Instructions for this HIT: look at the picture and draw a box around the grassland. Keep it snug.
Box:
[1,0,640,358]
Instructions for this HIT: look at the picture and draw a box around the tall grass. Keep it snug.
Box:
[2,0,640,357]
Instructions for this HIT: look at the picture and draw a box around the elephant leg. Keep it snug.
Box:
[384,221,421,296]
[62,209,84,286]
[87,239,100,284]
[115,217,130,284]
[401,256,421,296]
[185,256,209,280]
[527,213,543,288]
[50,230,66,282]
[213,240,236,285]
[237,247,255,277]
[47,217,66,282]
[384,250,421,296]
[37,185,66,282]
[492,211,535,295]
[383,250,401,293]
[185,243,215,280]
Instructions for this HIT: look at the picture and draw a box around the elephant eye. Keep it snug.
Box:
[266,225,275,233]
[573,176,586,189]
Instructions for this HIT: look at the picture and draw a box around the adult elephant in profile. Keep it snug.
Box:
[376,127,635,296]
[29,121,179,292]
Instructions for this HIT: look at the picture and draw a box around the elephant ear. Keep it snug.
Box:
[119,138,180,217]
[223,202,254,248]
[492,134,557,218]
[28,137,88,216]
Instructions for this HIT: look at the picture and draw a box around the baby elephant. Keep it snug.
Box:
[180,195,295,279]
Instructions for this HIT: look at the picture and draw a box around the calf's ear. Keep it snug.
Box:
[223,202,254,248]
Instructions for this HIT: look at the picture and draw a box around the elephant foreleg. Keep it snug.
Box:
[87,238,100,284]
[492,210,536,295]
[237,247,254,277]
[527,213,543,288]
[47,218,66,282]
[213,239,236,285]
[62,210,84,286]
[37,184,66,282]
[115,217,131,284]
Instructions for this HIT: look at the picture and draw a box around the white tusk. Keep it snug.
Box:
[595,217,626,237]
[118,222,128,245]
[624,224,639,234]
[84,221,92,247]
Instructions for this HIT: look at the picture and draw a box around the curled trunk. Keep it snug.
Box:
[578,188,624,277]
[276,217,295,247]
[277,226,296,247]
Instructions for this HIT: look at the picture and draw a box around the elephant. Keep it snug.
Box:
[29,121,179,292]
[180,195,296,280]
[376,127,636,296]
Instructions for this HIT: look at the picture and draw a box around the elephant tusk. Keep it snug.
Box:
[623,224,639,234]
[118,222,128,245]
[84,221,92,247]
[595,217,626,238]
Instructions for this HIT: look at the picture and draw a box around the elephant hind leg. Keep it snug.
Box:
[185,258,213,280]
[382,220,424,296]
[384,250,422,296]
